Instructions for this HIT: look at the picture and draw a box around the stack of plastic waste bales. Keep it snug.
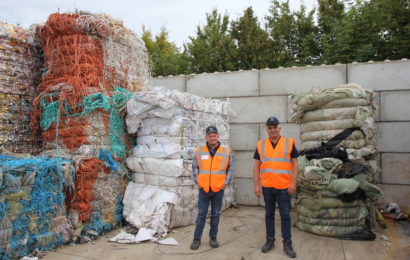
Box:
[289,84,381,240]
[31,12,150,238]
[123,87,235,237]
[0,155,74,259]
[0,23,41,154]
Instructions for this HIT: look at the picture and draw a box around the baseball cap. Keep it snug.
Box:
[206,126,218,135]
[266,116,280,126]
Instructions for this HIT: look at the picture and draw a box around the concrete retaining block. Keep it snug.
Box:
[380,91,410,121]
[260,64,346,95]
[230,124,260,151]
[376,122,410,152]
[235,178,259,206]
[186,70,259,97]
[153,75,186,92]
[230,96,287,123]
[233,151,255,178]
[378,184,410,213]
[348,60,410,91]
[381,153,410,185]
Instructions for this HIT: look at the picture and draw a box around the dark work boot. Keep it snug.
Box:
[190,239,201,250]
[283,240,296,258]
[261,237,275,253]
[210,237,219,248]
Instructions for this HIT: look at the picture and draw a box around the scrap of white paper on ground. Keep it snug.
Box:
[110,228,179,245]
[156,237,180,246]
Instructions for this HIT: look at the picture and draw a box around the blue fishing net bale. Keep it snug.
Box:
[0,155,74,259]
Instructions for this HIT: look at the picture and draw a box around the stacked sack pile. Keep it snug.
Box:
[0,23,41,154]
[31,12,150,238]
[289,84,382,240]
[0,155,74,259]
[123,87,235,237]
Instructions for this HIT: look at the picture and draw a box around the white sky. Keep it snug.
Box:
[0,0,316,48]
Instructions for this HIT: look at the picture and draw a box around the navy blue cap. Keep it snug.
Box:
[266,116,280,126]
[206,126,218,135]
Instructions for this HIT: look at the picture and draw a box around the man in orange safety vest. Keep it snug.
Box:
[254,116,299,258]
[191,126,233,250]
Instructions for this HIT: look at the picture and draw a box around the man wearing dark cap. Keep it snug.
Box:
[253,116,299,258]
[190,126,233,250]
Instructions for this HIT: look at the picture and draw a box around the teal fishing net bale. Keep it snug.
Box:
[0,155,74,259]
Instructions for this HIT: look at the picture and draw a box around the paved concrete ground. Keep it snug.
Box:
[43,206,409,260]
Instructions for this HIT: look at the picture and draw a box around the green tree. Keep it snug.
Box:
[354,0,410,61]
[184,9,236,73]
[265,0,296,67]
[317,0,410,64]
[293,5,321,65]
[266,0,320,67]
[230,7,272,70]
[141,26,190,76]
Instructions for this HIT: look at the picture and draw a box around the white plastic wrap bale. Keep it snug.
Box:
[126,156,195,186]
[289,84,377,161]
[124,87,234,234]
[126,87,231,159]
[133,135,229,159]
[126,156,192,177]
[123,182,235,234]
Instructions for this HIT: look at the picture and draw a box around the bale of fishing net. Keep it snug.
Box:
[35,12,150,102]
[33,88,132,160]
[0,155,74,259]
[0,23,41,154]
[65,149,127,239]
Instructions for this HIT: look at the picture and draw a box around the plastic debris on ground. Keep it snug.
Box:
[29,12,151,241]
[122,87,235,240]
[380,202,409,220]
[0,155,74,260]
[0,23,41,154]
[290,84,381,240]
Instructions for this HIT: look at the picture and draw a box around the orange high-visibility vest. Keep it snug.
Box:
[257,137,294,189]
[196,145,230,193]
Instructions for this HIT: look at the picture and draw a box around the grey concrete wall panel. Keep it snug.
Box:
[186,70,259,97]
[235,178,259,206]
[260,64,346,95]
[380,91,410,121]
[381,153,410,185]
[377,122,410,152]
[230,124,260,151]
[348,60,410,91]
[233,151,255,178]
[153,75,186,92]
[378,184,410,213]
[230,96,287,123]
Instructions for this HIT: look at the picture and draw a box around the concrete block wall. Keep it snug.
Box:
[153,60,410,211]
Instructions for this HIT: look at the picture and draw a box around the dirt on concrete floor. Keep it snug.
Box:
[42,206,409,260]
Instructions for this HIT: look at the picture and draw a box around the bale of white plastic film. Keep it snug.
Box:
[123,87,235,236]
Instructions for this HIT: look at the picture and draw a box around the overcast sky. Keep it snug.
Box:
[0,0,316,47]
